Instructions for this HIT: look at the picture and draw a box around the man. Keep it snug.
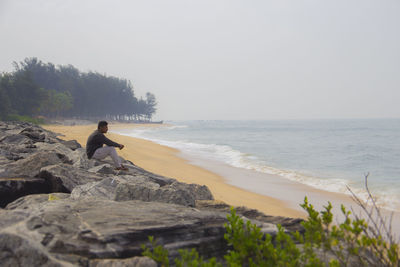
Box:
[86,121,128,171]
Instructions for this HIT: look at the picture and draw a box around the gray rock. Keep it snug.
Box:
[3,151,70,177]
[38,164,105,192]
[0,198,230,264]
[72,176,213,207]
[195,200,304,233]
[68,148,93,169]
[88,164,116,175]
[20,127,46,142]
[89,257,157,267]
[0,134,32,145]
[169,181,214,201]
[0,233,73,267]
[92,157,175,186]
[59,139,82,151]
[6,193,71,210]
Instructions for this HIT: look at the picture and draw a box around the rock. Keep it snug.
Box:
[169,181,214,201]
[71,178,121,200]
[127,165,175,186]
[38,164,105,192]
[195,200,304,233]
[0,232,72,267]
[0,134,32,146]
[72,176,213,207]
[89,257,157,267]
[92,157,175,186]
[20,127,46,142]
[5,193,71,210]
[88,164,116,175]
[0,177,52,208]
[68,148,93,169]
[34,143,73,158]
[2,151,71,178]
[59,139,82,151]
[0,198,230,264]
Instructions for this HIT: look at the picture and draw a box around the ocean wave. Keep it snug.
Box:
[113,128,400,212]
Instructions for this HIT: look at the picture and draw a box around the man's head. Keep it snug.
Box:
[98,121,108,133]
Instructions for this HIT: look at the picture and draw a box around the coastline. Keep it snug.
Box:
[43,123,304,218]
[42,123,400,235]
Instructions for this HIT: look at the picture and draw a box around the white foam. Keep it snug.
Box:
[112,127,400,212]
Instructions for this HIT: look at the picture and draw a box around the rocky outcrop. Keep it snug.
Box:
[0,121,302,266]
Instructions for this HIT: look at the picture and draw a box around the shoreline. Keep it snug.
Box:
[43,123,304,218]
[42,123,400,235]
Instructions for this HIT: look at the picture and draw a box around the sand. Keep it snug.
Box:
[43,123,306,218]
[42,122,400,237]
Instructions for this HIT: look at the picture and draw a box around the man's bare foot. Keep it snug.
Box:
[115,165,129,171]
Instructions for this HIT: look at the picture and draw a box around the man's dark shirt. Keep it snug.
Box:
[86,130,120,159]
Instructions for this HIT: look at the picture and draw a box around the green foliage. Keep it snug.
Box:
[142,199,400,267]
[5,114,45,124]
[141,236,170,267]
[0,57,158,121]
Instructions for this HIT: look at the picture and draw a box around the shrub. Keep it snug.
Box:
[142,195,399,266]
[5,114,45,124]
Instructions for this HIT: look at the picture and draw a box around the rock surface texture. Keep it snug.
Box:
[0,121,302,266]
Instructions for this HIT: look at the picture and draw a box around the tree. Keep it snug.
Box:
[145,92,157,121]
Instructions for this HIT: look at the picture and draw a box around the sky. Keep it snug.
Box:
[0,0,399,120]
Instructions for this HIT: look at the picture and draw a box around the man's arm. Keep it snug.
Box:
[100,134,121,148]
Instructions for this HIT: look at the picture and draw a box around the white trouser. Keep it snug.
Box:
[92,146,121,167]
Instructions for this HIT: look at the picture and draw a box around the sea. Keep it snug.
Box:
[113,119,400,212]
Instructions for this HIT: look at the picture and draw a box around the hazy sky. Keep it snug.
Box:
[1,0,399,120]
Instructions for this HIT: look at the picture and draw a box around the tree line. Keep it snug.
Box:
[0,57,157,122]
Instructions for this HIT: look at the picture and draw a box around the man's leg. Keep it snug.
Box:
[92,146,122,168]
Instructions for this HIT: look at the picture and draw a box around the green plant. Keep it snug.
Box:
[142,192,399,266]
[5,114,45,124]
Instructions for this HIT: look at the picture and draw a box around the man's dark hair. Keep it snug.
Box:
[98,121,108,129]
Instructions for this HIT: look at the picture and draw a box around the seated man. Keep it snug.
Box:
[86,121,128,171]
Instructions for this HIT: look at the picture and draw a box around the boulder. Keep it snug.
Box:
[0,134,33,146]
[20,127,46,142]
[89,257,156,267]
[38,163,105,192]
[0,232,71,267]
[59,139,82,151]
[196,200,304,233]
[6,193,71,210]
[88,164,116,175]
[72,176,213,207]
[68,148,93,169]
[0,197,233,264]
[2,151,71,178]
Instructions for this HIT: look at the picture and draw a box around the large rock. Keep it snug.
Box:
[1,151,70,178]
[89,257,156,267]
[196,200,304,233]
[0,232,72,267]
[0,134,33,146]
[71,176,213,207]
[0,197,238,265]
[59,139,82,151]
[5,193,71,210]
[68,148,93,169]
[38,164,105,192]
[91,157,175,186]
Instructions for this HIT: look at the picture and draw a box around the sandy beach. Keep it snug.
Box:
[42,123,400,230]
[43,123,307,218]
